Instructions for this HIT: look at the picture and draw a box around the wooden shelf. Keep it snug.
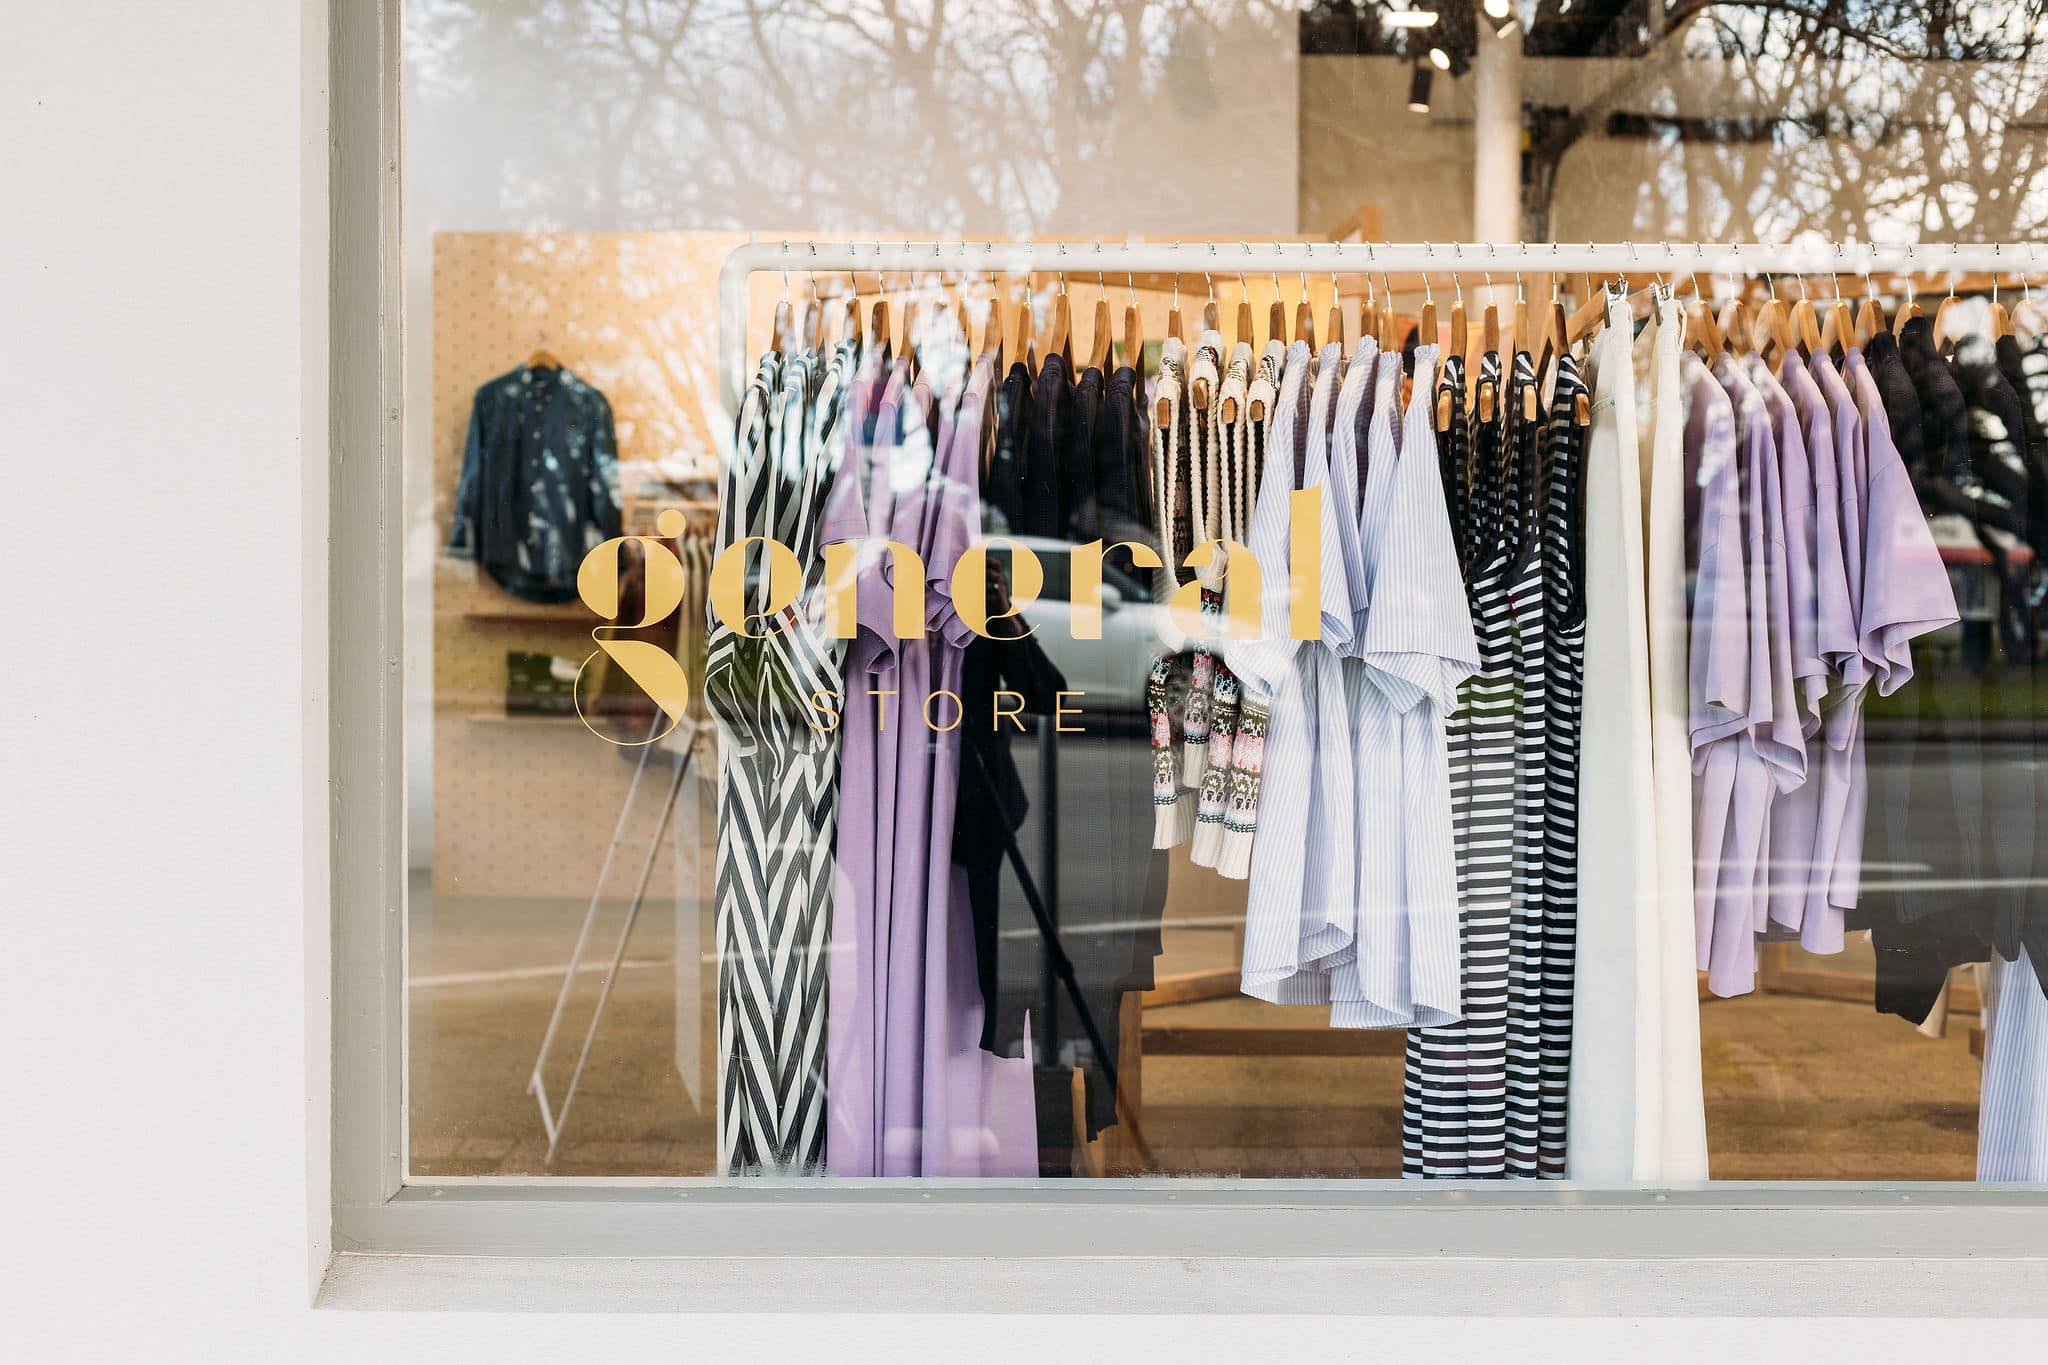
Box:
[460,608,590,626]
[1141,1026,1404,1059]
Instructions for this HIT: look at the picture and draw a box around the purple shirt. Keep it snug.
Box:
[1766,355,1838,934]
[1846,352,1961,693]
[1685,355,1748,749]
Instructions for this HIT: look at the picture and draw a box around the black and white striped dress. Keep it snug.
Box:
[1536,352,1590,1178]
[1496,349,1552,1178]
[1404,351,1521,1177]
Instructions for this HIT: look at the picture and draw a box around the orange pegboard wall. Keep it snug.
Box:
[429,231,745,902]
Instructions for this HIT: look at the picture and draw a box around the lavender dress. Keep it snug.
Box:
[824,353,1035,1177]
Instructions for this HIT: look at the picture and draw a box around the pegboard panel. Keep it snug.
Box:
[426,232,1361,901]
[430,231,745,901]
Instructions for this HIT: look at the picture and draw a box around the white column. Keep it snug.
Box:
[1472,26,1522,245]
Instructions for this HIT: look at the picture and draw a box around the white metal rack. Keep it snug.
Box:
[717,238,2047,413]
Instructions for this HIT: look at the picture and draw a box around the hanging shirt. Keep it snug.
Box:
[1764,352,1835,937]
[1684,352,1748,994]
[1336,342,1476,1030]
[1236,340,1357,1003]
[1800,348,1873,949]
[449,364,623,602]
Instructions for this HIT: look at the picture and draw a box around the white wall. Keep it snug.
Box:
[0,2,2037,1358]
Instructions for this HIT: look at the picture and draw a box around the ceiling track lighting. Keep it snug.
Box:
[1381,7,1441,29]
[1407,61,1433,114]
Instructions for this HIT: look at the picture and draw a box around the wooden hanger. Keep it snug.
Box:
[1789,278,1823,358]
[1753,276,1792,370]
[1359,275,1378,347]
[973,274,997,364]
[1475,281,1499,421]
[527,333,561,370]
[1122,272,1145,374]
[1086,273,1113,372]
[1327,275,1346,349]
[802,269,823,351]
[1449,276,1467,367]
[1236,270,1256,352]
[1419,276,1438,351]
[1931,276,1963,352]
[1564,280,1606,347]
[1167,274,1184,343]
[1010,284,1036,375]
[1193,273,1218,407]
[845,280,863,348]
[1818,284,1852,357]
[1853,277,1886,347]
[899,281,923,376]
[870,291,892,361]
[1892,272,1923,336]
[1687,274,1726,362]
[1048,275,1073,366]
[1293,271,1315,348]
[1717,288,1753,357]
[1511,277,1529,358]
[768,261,796,355]
[1991,277,2012,341]
[1537,277,1568,374]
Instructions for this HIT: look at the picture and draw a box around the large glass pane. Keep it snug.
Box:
[403,1,2048,1183]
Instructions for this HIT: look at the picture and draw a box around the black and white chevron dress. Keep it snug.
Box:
[707,346,852,1174]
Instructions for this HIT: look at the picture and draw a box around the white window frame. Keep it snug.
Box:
[323,0,2048,1309]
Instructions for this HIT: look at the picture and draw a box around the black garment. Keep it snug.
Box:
[1864,330,1927,491]
[1898,318,2019,537]
[1995,332,2048,556]
[1062,364,1104,543]
[956,353,1163,1152]
[1098,364,1151,550]
[449,364,622,602]
[1856,325,2048,1023]
[1022,353,1069,537]
[985,361,1031,534]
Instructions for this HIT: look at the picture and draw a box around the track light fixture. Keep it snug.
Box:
[1407,61,1433,114]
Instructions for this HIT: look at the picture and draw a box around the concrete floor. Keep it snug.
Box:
[409,892,1982,1180]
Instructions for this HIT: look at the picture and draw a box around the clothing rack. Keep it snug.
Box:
[718,239,2047,412]
[714,235,2043,1175]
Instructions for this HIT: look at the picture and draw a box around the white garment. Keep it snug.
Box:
[1630,294,1709,1180]
[1333,343,1477,1029]
[1979,953,2048,1182]
[1565,295,1659,1182]
[1237,341,1359,1002]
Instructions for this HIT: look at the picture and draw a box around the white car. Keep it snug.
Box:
[987,535,1172,715]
